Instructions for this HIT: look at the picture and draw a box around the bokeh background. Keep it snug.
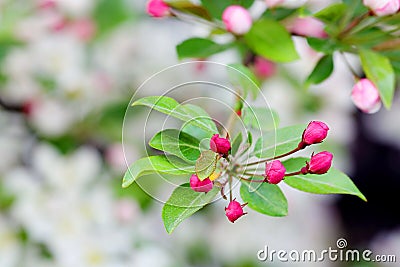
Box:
[0,0,399,266]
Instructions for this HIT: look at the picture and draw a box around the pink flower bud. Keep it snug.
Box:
[146,0,170,18]
[38,0,56,9]
[265,0,285,8]
[222,5,252,35]
[288,17,328,38]
[363,0,400,16]
[69,19,96,42]
[299,121,329,148]
[190,174,213,193]
[225,199,247,223]
[253,57,276,79]
[210,134,231,156]
[351,78,382,114]
[304,151,333,174]
[265,160,286,184]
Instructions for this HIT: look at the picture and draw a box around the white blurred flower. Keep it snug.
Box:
[130,246,174,267]
[57,0,94,18]
[114,198,140,224]
[0,217,20,267]
[29,97,75,136]
[281,0,308,8]
[105,143,138,173]
[31,35,85,81]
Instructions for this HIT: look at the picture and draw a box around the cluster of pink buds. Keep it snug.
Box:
[264,121,333,183]
[188,133,249,223]
[187,121,335,223]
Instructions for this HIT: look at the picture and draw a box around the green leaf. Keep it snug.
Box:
[93,0,131,37]
[200,0,254,19]
[150,129,201,162]
[195,150,218,180]
[359,49,395,109]
[305,54,334,86]
[162,183,219,233]
[231,132,243,156]
[176,38,229,59]
[227,64,260,100]
[242,107,279,132]
[132,96,217,135]
[342,0,368,18]
[0,39,22,62]
[122,155,194,188]
[240,181,288,216]
[244,19,299,62]
[381,12,400,25]
[252,124,306,159]
[262,7,296,21]
[181,103,217,140]
[181,123,212,141]
[165,0,212,20]
[282,157,367,201]
[314,3,347,24]
[306,37,350,53]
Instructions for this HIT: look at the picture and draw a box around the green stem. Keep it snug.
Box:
[373,39,400,51]
[284,170,303,177]
[242,147,301,167]
[241,172,265,178]
[339,11,370,39]
[340,52,361,79]
[228,175,233,202]
[236,176,265,183]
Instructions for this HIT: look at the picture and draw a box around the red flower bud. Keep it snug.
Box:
[210,134,231,156]
[190,174,213,193]
[265,160,286,184]
[253,57,276,79]
[299,121,329,149]
[225,200,247,223]
[304,151,333,174]
[146,0,170,18]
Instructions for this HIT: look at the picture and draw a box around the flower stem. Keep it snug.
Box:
[339,11,370,38]
[373,39,400,51]
[241,172,265,178]
[236,176,265,183]
[340,52,361,79]
[242,147,301,167]
[284,170,302,177]
[228,175,233,202]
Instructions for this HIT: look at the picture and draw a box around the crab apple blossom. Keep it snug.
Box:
[351,78,382,114]
[298,121,329,149]
[253,57,276,79]
[210,134,231,156]
[265,160,286,184]
[190,174,213,193]
[302,151,333,175]
[146,0,170,18]
[222,5,252,35]
[225,200,247,223]
[363,0,400,16]
[289,17,328,38]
